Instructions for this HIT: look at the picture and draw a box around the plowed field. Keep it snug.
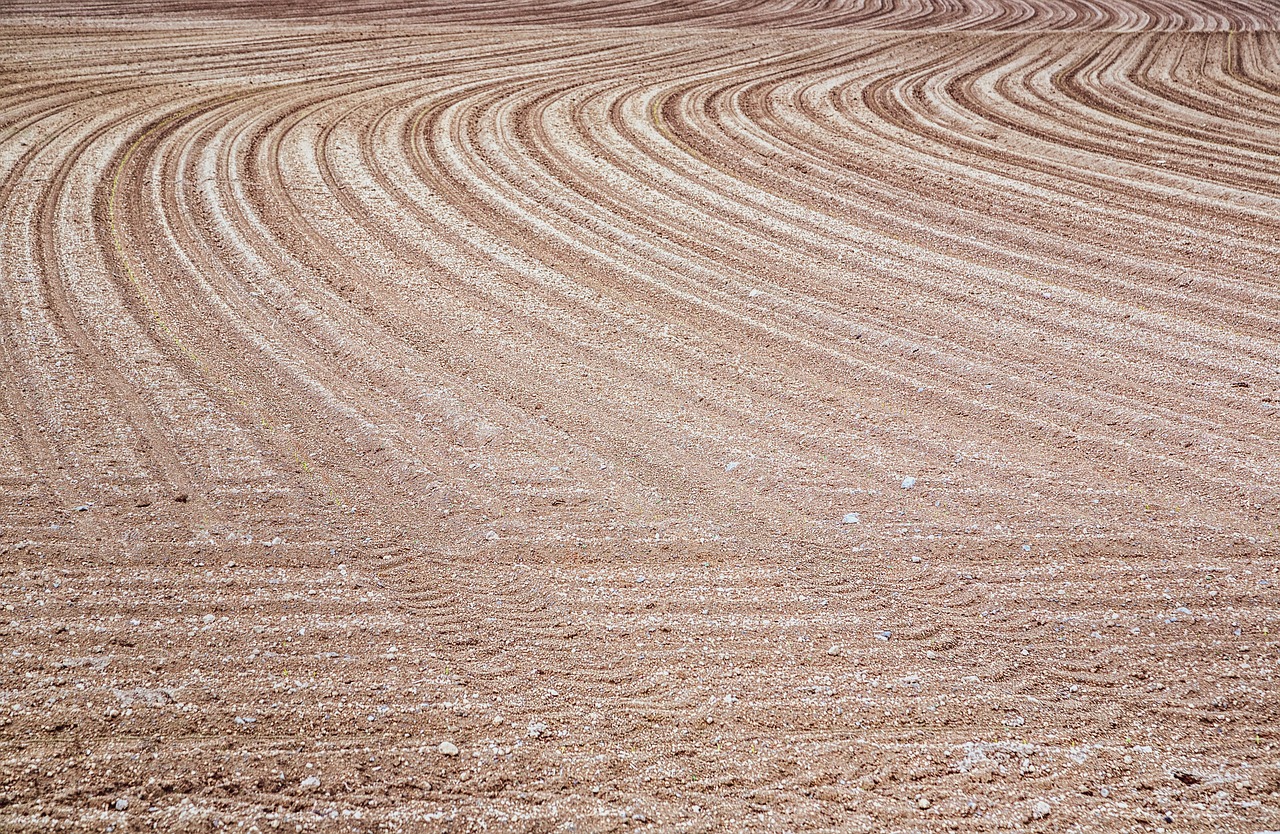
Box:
[2,1,1279,831]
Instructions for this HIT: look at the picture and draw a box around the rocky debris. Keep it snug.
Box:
[114,798,129,811]
[842,512,860,524]
[484,530,499,541]
[1031,800,1051,820]
[113,687,177,707]
[527,721,548,738]
[438,741,460,756]
[300,775,321,789]
[55,655,110,671]
[901,476,916,489]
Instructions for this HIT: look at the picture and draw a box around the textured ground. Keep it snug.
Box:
[2,1,1279,831]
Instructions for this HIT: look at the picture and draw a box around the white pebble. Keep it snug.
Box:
[438,741,459,756]
[300,775,321,789]
[484,530,499,541]
[748,288,762,298]
[725,461,739,472]
[901,476,916,489]
[842,512,860,524]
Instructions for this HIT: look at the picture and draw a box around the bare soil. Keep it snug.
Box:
[1,2,1279,831]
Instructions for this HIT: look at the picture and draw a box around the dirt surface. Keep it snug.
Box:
[2,2,1279,831]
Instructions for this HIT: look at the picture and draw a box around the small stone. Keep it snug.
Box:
[748,289,762,298]
[438,741,459,756]
[911,555,921,563]
[114,798,129,811]
[173,493,189,503]
[917,796,930,810]
[925,650,937,660]
[842,512,860,524]
[202,614,215,624]
[527,721,548,738]
[1032,800,1051,819]
[725,461,740,472]
[827,645,841,656]
[73,504,91,512]
[484,530,499,542]
[901,476,916,489]
[300,775,321,789]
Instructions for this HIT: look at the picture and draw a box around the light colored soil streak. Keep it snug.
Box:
[1,4,1278,832]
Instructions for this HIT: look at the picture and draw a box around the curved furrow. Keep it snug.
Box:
[496,42,1269,534]
[106,91,364,524]
[0,85,119,512]
[788,44,1280,378]
[407,58,1100,573]
[711,41,1280,419]
[6,90,217,535]
[391,66,849,539]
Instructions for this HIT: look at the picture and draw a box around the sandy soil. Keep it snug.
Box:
[1,2,1279,831]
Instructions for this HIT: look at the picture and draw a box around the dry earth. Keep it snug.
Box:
[2,1,1280,831]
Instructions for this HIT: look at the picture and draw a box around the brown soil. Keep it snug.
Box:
[1,2,1278,831]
